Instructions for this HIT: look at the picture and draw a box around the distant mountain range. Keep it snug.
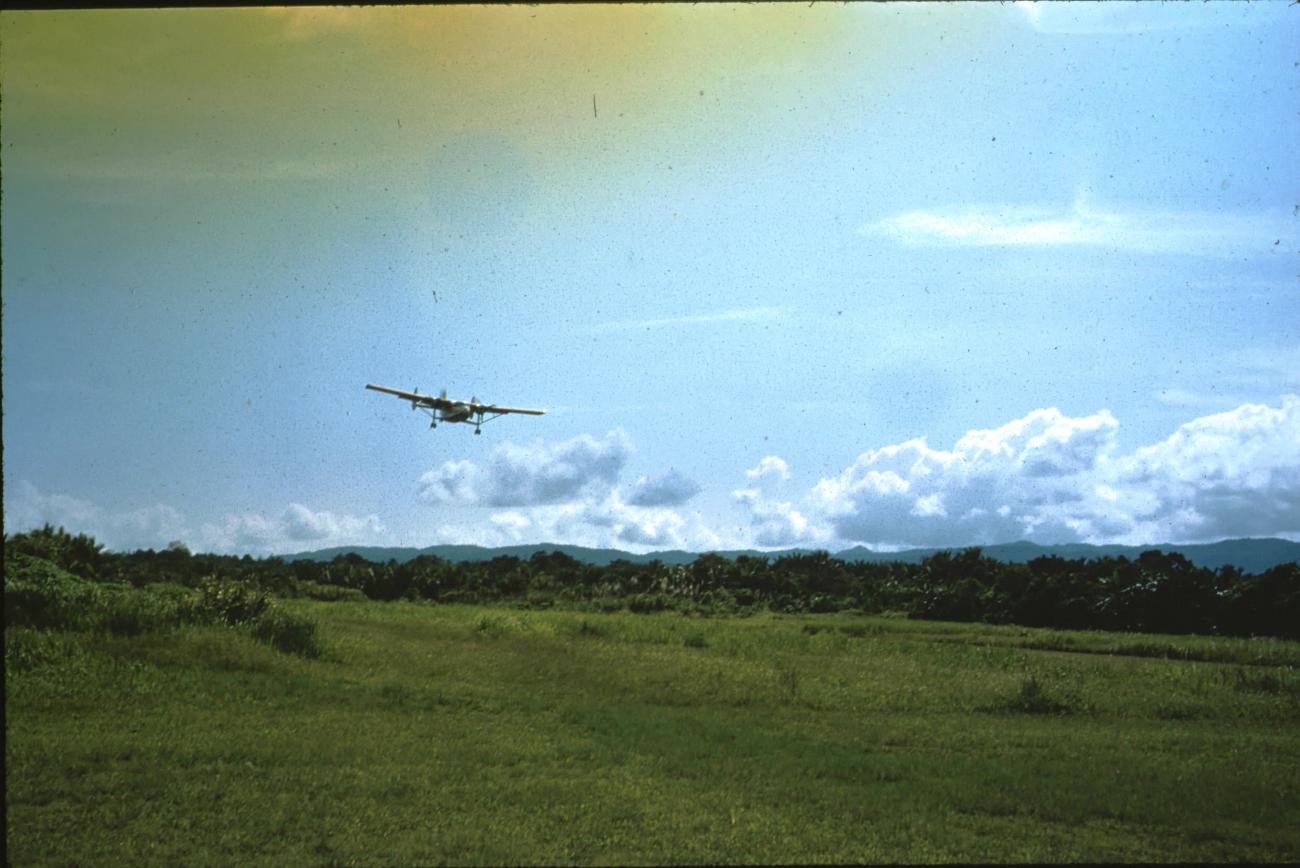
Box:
[284,538,1300,574]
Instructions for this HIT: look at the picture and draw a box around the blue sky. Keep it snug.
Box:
[3,3,1298,555]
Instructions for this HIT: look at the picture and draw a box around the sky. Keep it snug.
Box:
[3,2,1298,556]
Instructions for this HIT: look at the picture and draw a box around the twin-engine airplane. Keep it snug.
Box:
[366,384,545,435]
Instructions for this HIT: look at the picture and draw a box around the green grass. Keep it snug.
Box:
[7,602,1299,864]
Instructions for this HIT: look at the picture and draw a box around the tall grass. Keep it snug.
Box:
[4,554,322,658]
[7,599,1299,864]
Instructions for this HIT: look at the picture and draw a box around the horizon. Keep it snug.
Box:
[17,530,1291,564]
[3,4,1298,557]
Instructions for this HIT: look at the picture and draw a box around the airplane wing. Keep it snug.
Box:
[366,384,545,415]
[471,403,546,416]
[365,383,456,410]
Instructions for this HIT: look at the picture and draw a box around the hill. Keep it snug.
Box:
[285,537,1300,574]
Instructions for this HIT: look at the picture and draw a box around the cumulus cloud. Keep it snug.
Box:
[3,482,386,555]
[490,511,532,532]
[436,494,719,553]
[867,194,1288,258]
[416,430,721,552]
[1110,396,1300,542]
[418,430,632,507]
[733,456,829,548]
[810,407,1123,547]
[4,481,190,552]
[801,396,1300,548]
[199,504,387,554]
[745,455,791,483]
[625,468,702,507]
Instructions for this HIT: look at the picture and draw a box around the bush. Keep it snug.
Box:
[997,675,1075,715]
[193,576,272,625]
[99,588,181,637]
[292,580,367,602]
[524,590,557,609]
[628,592,671,614]
[562,618,608,640]
[4,554,105,631]
[593,596,625,614]
[4,629,86,672]
[249,605,323,657]
[4,524,106,580]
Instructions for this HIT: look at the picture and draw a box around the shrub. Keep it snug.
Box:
[4,554,104,631]
[594,596,625,614]
[193,576,272,626]
[628,593,671,614]
[4,524,106,580]
[99,588,180,637]
[292,580,367,602]
[249,604,323,657]
[808,594,842,614]
[4,629,86,672]
[5,554,201,637]
[564,618,608,640]
[1228,667,1300,697]
[997,675,1075,715]
[522,589,557,609]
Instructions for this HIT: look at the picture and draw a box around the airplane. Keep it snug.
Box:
[366,383,545,435]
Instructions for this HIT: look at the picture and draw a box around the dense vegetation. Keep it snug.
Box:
[5,545,323,659]
[7,524,1297,639]
[7,525,1299,863]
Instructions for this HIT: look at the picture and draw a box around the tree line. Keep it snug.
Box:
[6,524,1298,640]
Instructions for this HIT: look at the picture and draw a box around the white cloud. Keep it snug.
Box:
[745,455,791,483]
[1110,396,1300,542]
[809,407,1123,547]
[3,483,385,555]
[418,430,632,507]
[734,487,820,548]
[733,456,830,548]
[12,400,1298,559]
[867,194,1289,258]
[199,504,386,554]
[803,397,1300,548]
[434,494,719,553]
[416,431,720,552]
[593,306,782,333]
[488,511,532,543]
[4,481,190,553]
[625,469,703,507]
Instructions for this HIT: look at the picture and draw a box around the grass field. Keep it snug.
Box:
[7,601,1300,864]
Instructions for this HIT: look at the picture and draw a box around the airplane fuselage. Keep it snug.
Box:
[440,403,473,424]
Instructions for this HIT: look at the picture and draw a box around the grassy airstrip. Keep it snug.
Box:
[6,600,1300,864]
